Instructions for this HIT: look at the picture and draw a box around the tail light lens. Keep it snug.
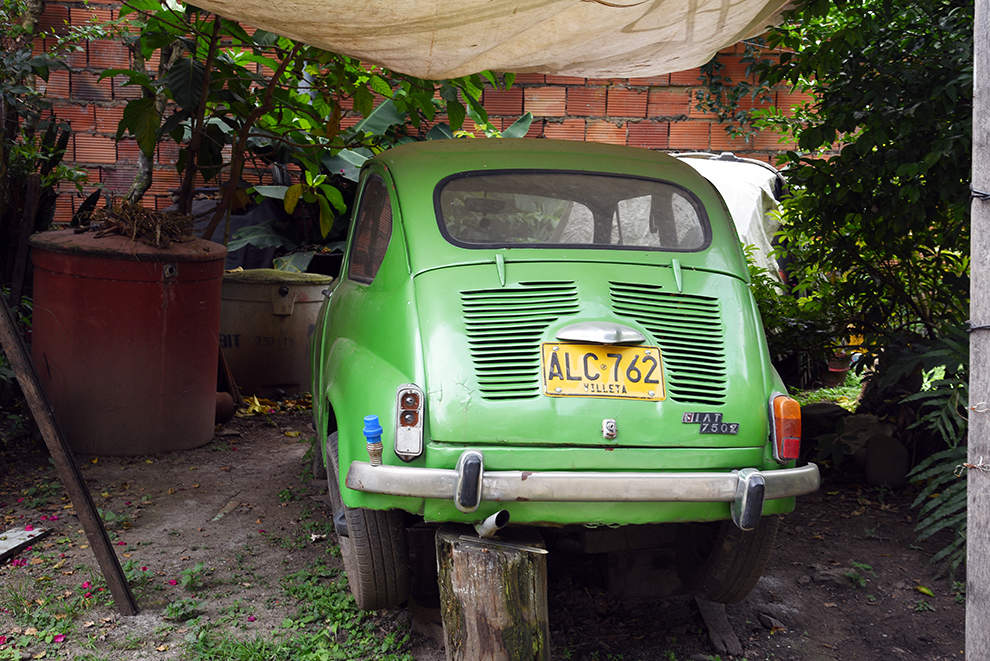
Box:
[770,393,801,463]
[394,384,424,461]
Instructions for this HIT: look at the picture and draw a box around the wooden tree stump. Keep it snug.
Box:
[436,525,550,661]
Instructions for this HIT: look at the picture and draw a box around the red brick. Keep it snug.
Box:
[158,140,181,165]
[711,56,755,84]
[71,7,111,24]
[74,134,117,164]
[545,75,585,85]
[669,67,704,86]
[71,71,112,101]
[524,87,566,117]
[146,50,161,71]
[776,90,816,116]
[53,194,74,225]
[669,121,710,150]
[544,119,585,141]
[117,137,140,162]
[585,78,613,86]
[648,88,691,117]
[156,195,174,212]
[38,5,70,35]
[40,70,70,99]
[710,125,754,151]
[66,44,88,68]
[100,168,134,192]
[688,91,712,119]
[147,168,183,197]
[113,75,143,100]
[512,73,546,85]
[567,88,606,117]
[522,119,544,139]
[628,75,669,86]
[607,88,647,118]
[52,104,95,132]
[586,120,625,146]
[626,121,669,150]
[95,106,125,134]
[752,128,798,151]
[483,88,524,116]
[90,40,131,69]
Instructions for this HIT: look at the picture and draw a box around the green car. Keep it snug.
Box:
[311,138,819,610]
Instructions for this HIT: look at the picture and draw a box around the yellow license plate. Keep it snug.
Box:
[541,343,665,400]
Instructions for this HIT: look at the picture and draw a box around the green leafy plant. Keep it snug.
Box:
[845,561,875,588]
[180,562,208,591]
[903,332,968,579]
[163,597,202,622]
[108,1,527,272]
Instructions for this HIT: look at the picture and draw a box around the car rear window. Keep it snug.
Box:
[436,171,710,251]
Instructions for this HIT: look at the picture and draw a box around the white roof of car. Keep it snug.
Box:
[675,153,784,280]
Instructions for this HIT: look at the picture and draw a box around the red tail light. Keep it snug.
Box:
[770,394,801,463]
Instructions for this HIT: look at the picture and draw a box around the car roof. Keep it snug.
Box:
[362,139,748,277]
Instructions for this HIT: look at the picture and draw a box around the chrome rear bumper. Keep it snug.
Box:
[345,451,820,530]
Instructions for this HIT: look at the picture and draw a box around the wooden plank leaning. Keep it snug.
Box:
[0,285,138,616]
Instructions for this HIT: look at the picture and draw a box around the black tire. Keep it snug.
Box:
[675,515,779,604]
[326,432,410,610]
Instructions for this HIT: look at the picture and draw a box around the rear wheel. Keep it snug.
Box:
[326,432,410,610]
[675,515,779,604]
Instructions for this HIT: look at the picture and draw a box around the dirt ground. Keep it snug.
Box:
[0,408,966,660]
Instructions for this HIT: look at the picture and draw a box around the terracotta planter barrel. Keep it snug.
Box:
[30,230,227,456]
[219,268,333,399]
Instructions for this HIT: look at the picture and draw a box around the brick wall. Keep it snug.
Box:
[36,2,809,223]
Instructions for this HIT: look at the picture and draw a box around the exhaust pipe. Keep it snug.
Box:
[474,509,510,538]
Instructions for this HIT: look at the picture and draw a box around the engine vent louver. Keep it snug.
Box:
[462,282,579,400]
[609,282,728,406]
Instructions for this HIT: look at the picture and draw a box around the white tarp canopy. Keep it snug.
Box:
[189,0,792,79]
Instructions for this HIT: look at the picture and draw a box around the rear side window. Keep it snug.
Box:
[437,171,709,251]
[348,175,392,284]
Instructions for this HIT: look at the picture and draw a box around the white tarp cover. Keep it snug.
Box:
[677,154,783,278]
[190,0,791,79]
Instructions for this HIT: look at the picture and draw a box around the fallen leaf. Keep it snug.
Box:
[156,645,169,652]
[824,603,837,608]
[285,431,301,437]
[167,488,176,495]
[915,586,935,597]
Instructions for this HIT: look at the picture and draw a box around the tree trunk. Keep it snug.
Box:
[436,525,550,661]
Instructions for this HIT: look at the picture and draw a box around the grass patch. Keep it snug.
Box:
[187,560,413,660]
[791,370,864,411]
